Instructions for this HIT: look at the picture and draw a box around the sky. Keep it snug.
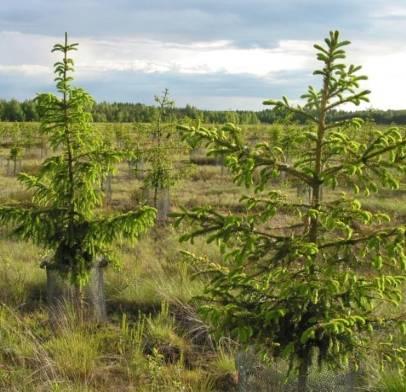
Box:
[1,0,406,110]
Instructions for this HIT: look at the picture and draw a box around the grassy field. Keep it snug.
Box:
[0,122,405,391]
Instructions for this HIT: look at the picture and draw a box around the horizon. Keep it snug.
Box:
[2,97,406,114]
[1,1,406,110]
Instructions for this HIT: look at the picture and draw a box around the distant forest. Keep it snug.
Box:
[1,98,406,125]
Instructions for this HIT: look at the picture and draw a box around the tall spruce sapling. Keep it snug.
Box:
[7,123,24,176]
[0,33,155,293]
[142,89,180,223]
[175,31,406,391]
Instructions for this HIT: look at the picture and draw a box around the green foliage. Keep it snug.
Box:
[143,89,177,192]
[0,33,155,286]
[175,30,406,389]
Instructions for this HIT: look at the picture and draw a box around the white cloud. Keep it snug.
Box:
[0,64,49,75]
[0,30,406,109]
[0,31,315,78]
[346,40,406,109]
[0,31,55,65]
[75,36,315,77]
[370,4,406,18]
[360,52,406,110]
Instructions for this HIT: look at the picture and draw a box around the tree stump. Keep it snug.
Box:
[142,186,170,225]
[40,142,48,159]
[296,182,312,203]
[127,157,144,179]
[6,158,22,176]
[216,155,226,176]
[44,260,107,326]
[235,348,270,391]
[102,173,113,205]
[189,147,205,163]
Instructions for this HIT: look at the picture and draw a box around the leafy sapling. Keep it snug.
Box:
[175,31,406,392]
[142,89,181,224]
[0,33,156,315]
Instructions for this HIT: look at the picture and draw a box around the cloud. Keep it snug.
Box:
[0,64,49,75]
[370,3,406,19]
[0,0,402,45]
[0,30,318,109]
[78,69,314,110]
[0,31,316,76]
[0,1,405,109]
[75,37,315,76]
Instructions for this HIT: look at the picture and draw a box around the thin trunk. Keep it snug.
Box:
[154,185,158,210]
[73,283,84,323]
[153,89,167,216]
[309,58,331,243]
[62,33,76,246]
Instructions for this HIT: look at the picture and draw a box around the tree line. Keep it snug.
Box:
[2,97,406,125]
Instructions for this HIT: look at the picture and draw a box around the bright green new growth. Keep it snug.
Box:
[0,33,156,286]
[176,31,406,391]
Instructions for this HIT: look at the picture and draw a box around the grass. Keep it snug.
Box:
[375,371,406,391]
[0,240,45,308]
[0,122,404,390]
[45,331,100,382]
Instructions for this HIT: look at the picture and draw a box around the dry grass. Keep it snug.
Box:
[0,122,404,391]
